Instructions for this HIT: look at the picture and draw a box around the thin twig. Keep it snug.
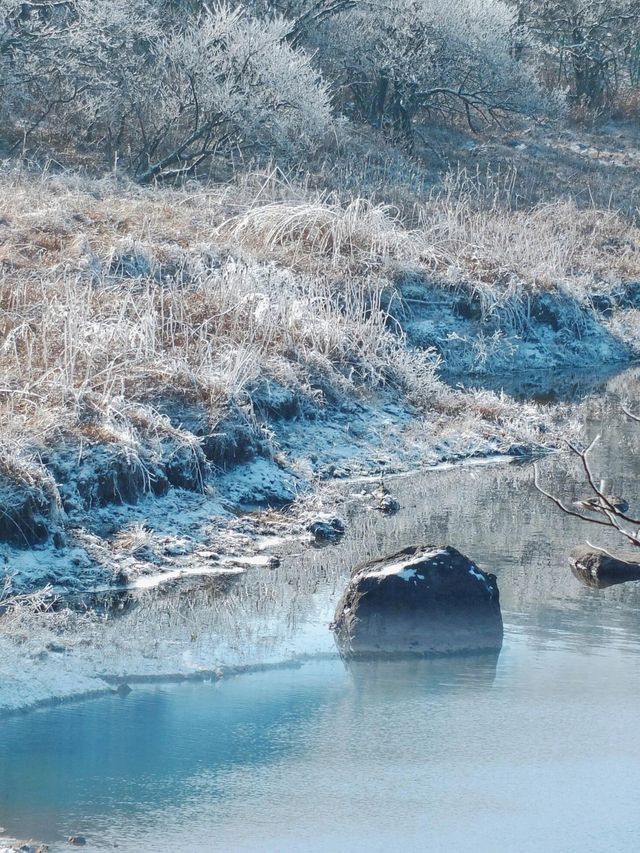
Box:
[532,463,611,527]
[566,435,640,526]
[585,541,639,564]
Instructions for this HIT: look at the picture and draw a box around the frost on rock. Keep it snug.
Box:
[333,544,503,656]
[305,513,346,544]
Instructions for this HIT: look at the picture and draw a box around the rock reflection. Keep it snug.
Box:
[344,652,500,699]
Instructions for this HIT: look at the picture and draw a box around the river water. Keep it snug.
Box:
[1,367,640,852]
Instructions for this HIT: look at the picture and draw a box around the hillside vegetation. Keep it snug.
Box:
[0,0,639,591]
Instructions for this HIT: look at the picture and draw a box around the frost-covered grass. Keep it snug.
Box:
[0,158,633,580]
[224,166,640,295]
[0,166,440,541]
[422,168,640,304]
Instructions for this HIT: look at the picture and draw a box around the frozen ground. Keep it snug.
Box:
[0,378,575,599]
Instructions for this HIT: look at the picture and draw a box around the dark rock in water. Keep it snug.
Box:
[307,515,346,544]
[115,683,132,697]
[570,545,640,589]
[377,494,400,515]
[67,837,86,847]
[332,545,503,657]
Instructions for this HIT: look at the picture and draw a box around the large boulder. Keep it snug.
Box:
[332,545,503,657]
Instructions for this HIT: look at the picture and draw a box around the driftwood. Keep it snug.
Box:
[570,545,640,589]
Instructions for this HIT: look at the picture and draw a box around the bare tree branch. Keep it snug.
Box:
[533,412,640,548]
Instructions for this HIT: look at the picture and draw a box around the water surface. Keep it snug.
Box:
[2,368,640,851]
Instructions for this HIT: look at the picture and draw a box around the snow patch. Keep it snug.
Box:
[364,551,444,580]
[398,568,418,581]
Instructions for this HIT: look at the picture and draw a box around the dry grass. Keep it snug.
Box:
[423,169,640,296]
[0,166,444,507]
[0,155,635,524]
[219,197,424,268]
[220,167,640,306]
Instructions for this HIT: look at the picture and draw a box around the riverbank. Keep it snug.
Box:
[0,359,637,719]
[2,118,640,711]
[2,149,639,597]
[0,378,576,598]
[0,449,547,717]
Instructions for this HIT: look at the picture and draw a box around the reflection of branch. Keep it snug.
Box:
[533,424,640,549]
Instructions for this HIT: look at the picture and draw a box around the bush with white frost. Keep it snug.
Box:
[306,0,552,135]
[520,0,640,108]
[139,9,331,181]
[0,1,331,178]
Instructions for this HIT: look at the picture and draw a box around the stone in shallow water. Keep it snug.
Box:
[570,545,640,589]
[332,544,503,657]
[307,515,346,544]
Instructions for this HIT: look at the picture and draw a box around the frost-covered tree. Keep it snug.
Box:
[520,0,640,106]
[135,8,331,181]
[0,0,162,155]
[0,1,331,178]
[304,0,550,137]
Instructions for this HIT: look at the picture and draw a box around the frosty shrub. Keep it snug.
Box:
[520,0,640,108]
[0,1,331,179]
[2,0,637,170]
[304,0,552,136]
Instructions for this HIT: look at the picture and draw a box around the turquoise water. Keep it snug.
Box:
[2,638,640,852]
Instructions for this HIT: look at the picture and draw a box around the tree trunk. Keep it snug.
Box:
[368,76,389,128]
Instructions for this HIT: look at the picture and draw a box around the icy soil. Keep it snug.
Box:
[399,276,635,376]
[0,384,547,598]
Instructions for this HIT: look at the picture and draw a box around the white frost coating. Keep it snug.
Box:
[469,565,488,585]
[363,549,447,580]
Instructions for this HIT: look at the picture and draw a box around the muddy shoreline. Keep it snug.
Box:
[0,378,574,600]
